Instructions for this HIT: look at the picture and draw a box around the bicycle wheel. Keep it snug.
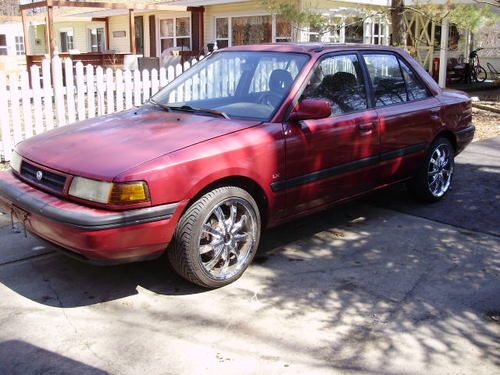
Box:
[474,66,487,82]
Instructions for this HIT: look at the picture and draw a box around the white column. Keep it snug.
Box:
[464,28,471,62]
[438,18,449,88]
[340,17,346,43]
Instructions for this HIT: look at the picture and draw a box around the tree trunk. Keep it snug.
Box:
[391,0,406,46]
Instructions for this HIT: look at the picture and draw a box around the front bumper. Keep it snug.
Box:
[0,171,179,263]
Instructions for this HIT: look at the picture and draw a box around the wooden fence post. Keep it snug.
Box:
[0,55,212,161]
[42,59,54,131]
[52,56,66,126]
[0,72,12,161]
[64,58,76,124]
[20,70,33,139]
[75,62,86,121]
[30,65,44,135]
[9,74,22,144]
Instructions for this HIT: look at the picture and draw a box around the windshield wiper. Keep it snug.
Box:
[148,98,172,112]
[171,105,230,119]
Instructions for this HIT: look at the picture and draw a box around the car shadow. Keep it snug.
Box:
[0,141,497,315]
[0,340,109,374]
[364,141,500,237]
[0,151,498,372]
[0,199,367,309]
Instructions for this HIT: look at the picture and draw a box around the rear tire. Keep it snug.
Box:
[168,186,261,288]
[408,137,455,203]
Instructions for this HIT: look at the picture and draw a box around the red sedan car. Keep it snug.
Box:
[0,44,474,288]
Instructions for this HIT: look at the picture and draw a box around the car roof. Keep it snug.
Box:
[221,43,403,55]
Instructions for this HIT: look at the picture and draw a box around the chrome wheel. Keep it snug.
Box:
[198,198,257,280]
[428,144,453,198]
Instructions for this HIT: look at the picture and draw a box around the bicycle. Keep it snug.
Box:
[468,48,487,83]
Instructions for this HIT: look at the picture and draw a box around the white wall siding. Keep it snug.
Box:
[109,15,131,53]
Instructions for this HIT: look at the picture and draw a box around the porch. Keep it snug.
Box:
[19,0,205,69]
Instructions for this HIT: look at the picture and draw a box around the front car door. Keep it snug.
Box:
[278,52,380,218]
[361,52,441,183]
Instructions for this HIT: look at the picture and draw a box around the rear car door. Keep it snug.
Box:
[362,52,441,183]
[279,52,381,217]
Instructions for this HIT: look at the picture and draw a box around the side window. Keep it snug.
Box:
[399,59,430,101]
[301,54,367,115]
[363,54,406,107]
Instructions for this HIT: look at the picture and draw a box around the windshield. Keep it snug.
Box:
[150,51,309,121]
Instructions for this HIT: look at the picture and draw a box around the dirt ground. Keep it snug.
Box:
[472,108,500,141]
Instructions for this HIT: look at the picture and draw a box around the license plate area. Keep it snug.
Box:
[11,204,29,222]
[10,205,30,237]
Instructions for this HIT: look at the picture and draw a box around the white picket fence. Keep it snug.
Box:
[0,56,203,162]
[0,54,311,162]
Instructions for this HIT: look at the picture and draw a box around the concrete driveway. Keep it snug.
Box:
[0,137,499,375]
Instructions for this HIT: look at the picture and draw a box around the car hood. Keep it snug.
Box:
[17,107,261,180]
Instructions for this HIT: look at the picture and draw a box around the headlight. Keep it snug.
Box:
[69,177,114,204]
[10,151,22,173]
[69,177,149,205]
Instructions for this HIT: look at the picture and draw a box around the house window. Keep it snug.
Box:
[344,17,363,43]
[59,29,74,52]
[0,34,7,55]
[232,15,272,45]
[275,15,292,42]
[159,17,191,51]
[432,25,460,51]
[307,17,342,43]
[215,14,291,48]
[364,17,389,45]
[327,18,342,43]
[307,24,321,42]
[215,17,229,48]
[15,36,25,55]
[89,28,105,52]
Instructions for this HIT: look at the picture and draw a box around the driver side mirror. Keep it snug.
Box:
[288,99,332,122]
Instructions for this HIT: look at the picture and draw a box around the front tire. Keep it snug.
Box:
[409,138,455,202]
[168,186,261,288]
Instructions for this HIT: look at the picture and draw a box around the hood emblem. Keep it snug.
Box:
[36,171,43,181]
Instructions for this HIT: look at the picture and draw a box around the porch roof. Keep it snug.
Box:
[20,1,187,13]
[19,1,188,58]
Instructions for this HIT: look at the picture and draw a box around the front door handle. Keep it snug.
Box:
[358,122,375,132]
[430,108,441,121]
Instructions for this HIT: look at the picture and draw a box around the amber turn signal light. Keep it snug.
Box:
[109,182,150,204]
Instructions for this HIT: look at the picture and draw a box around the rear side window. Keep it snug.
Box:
[301,54,367,115]
[399,59,430,101]
[363,54,406,107]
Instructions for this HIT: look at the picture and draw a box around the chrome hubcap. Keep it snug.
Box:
[428,144,453,197]
[198,198,257,280]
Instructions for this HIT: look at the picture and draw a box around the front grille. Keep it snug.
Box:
[20,161,67,193]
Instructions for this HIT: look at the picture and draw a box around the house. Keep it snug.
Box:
[16,0,500,76]
[0,16,26,73]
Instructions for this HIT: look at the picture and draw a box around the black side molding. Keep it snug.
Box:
[271,143,426,192]
[456,125,475,137]
[379,143,426,162]
[0,175,178,230]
